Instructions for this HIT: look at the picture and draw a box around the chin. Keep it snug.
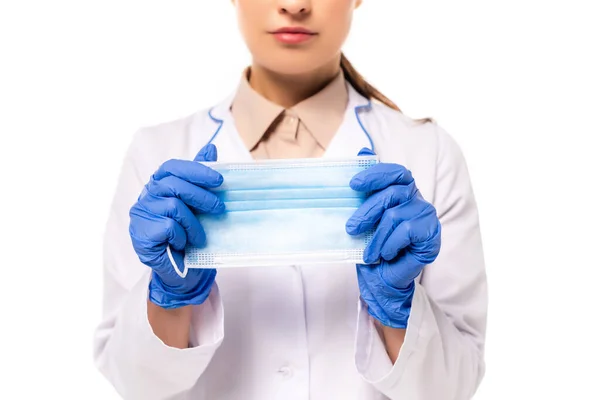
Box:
[258,54,332,76]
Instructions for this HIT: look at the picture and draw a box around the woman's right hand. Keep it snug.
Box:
[128,144,225,309]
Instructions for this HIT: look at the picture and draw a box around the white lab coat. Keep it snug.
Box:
[93,81,487,400]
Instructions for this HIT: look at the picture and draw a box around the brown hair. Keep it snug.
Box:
[340,53,434,124]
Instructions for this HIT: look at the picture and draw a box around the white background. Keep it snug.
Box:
[1,0,599,399]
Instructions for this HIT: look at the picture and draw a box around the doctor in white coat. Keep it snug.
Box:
[93,0,487,399]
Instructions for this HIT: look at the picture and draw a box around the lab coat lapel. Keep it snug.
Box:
[203,93,254,163]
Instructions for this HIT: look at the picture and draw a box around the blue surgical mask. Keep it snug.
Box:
[171,156,378,277]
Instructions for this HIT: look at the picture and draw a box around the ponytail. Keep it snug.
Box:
[340,53,434,124]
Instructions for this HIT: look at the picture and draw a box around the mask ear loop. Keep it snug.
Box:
[166,245,188,278]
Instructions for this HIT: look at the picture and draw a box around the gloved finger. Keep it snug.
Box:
[147,175,225,214]
[346,184,417,235]
[380,222,411,261]
[362,209,399,263]
[161,216,190,251]
[350,163,414,192]
[129,208,187,252]
[409,220,442,264]
[137,195,207,248]
[357,147,376,156]
[362,200,426,263]
[380,254,425,291]
[194,143,218,162]
[410,238,441,265]
[153,159,223,188]
[409,203,440,243]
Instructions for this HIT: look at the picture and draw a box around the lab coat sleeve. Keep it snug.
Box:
[93,129,225,400]
[355,124,487,400]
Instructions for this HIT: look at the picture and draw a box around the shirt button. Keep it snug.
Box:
[277,366,293,378]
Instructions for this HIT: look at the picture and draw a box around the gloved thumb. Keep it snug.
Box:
[358,147,376,156]
[194,143,218,162]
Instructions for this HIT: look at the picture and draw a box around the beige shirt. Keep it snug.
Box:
[230,69,349,159]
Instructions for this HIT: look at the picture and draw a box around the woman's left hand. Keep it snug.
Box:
[346,153,442,329]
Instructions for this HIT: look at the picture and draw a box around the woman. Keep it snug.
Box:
[93,1,487,399]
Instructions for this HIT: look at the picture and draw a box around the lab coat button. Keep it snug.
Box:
[277,366,293,378]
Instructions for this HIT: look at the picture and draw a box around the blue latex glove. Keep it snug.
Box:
[346,149,442,328]
[129,144,225,309]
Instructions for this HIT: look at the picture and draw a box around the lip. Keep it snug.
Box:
[269,26,317,44]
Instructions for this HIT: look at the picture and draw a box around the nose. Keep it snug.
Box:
[278,0,311,15]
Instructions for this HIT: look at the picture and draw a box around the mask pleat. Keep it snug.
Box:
[223,197,363,212]
[214,164,370,191]
[216,187,361,201]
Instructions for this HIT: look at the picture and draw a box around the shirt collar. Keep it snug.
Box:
[291,71,348,149]
[230,68,348,151]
